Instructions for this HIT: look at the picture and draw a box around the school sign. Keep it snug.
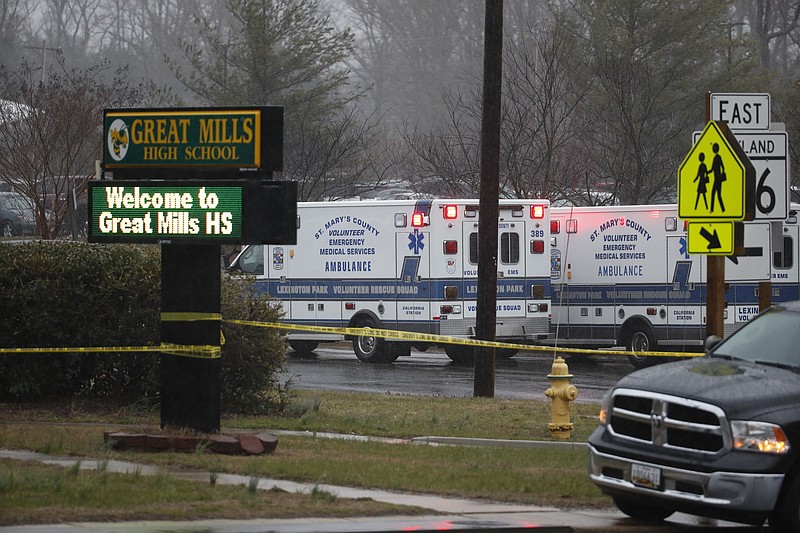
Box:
[678,119,755,255]
[103,107,283,172]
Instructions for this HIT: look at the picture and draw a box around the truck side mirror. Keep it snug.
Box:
[704,335,722,353]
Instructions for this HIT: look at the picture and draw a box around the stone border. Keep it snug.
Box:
[103,430,278,455]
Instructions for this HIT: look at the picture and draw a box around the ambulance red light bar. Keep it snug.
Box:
[411,212,428,227]
[443,240,458,254]
[442,204,458,219]
[550,220,560,234]
[530,204,545,219]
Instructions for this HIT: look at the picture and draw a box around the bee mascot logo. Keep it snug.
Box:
[107,118,129,161]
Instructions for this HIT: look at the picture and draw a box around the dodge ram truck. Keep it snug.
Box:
[588,301,800,530]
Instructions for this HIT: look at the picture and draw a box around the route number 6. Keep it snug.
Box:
[757,168,774,215]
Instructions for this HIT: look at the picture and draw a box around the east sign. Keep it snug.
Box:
[103,107,283,173]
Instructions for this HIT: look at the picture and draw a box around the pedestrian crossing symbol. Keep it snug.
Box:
[678,120,752,221]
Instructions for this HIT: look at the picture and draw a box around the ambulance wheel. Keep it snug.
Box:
[626,326,656,369]
[289,340,319,354]
[496,349,518,359]
[352,317,389,363]
[444,345,474,364]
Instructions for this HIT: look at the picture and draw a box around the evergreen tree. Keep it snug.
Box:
[170,0,386,200]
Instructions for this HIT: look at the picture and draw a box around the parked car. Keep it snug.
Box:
[588,301,800,530]
[0,192,37,237]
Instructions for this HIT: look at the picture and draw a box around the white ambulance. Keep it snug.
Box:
[229,198,552,362]
[549,204,799,367]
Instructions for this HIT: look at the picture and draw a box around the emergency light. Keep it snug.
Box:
[411,212,427,227]
[443,204,458,219]
[531,204,545,219]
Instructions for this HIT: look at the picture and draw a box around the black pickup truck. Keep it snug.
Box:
[588,301,800,530]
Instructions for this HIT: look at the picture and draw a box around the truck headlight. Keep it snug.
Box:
[731,420,790,454]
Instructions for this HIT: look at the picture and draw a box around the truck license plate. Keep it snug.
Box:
[631,463,661,490]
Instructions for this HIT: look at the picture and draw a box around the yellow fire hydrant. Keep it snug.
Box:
[544,356,578,440]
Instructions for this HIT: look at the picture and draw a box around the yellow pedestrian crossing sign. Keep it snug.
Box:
[687,221,735,255]
[678,120,754,221]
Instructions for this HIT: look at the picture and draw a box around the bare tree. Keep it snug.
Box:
[0,56,153,238]
[38,0,107,58]
[167,0,394,200]
[290,104,399,200]
[396,11,591,203]
[736,0,800,72]
[95,0,211,103]
[502,10,591,201]
[568,0,734,204]
[342,0,485,131]
[0,0,35,67]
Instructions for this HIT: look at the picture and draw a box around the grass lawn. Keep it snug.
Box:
[0,389,611,525]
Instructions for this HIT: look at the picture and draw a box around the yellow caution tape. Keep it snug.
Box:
[0,319,701,360]
[223,319,701,358]
[0,343,220,359]
[161,312,222,322]
[160,343,221,359]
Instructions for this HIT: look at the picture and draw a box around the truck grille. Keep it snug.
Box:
[609,389,726,454]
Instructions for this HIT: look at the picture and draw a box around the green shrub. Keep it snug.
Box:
[0,242,161,400]
[220,271,288,413]
[0,241,286,412]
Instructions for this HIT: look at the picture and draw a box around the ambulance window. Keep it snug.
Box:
[469,232,478,264]
[236,245,265,275]
[500,232,520,264]
[774,236,794,269]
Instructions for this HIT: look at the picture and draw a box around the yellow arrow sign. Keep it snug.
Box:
[678,121,750,220]
[687,221,735,255]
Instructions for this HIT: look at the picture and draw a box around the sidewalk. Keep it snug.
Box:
[0,441,761,533]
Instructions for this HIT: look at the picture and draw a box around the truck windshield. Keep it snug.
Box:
[232,245,264,275]
[711,307,800,369]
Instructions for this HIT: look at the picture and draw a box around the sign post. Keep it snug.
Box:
[94,106,294,433]
[678,95,755,339]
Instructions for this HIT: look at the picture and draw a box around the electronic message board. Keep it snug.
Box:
[89,181,243,243]
[88,179,297,245]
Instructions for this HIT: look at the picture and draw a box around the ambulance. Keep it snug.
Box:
[548,204,799,367]
[229,198,553,362]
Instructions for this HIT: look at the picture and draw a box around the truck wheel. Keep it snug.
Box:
[289,340,319,355]
[352,317,388,363]
[612,495,674,522]
[444,345,474,363]
[769,472,800,531]
[626,326,656,369]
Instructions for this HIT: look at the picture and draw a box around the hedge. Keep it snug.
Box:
[0,241,287,413]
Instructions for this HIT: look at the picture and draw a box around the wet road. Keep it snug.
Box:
[282,344,637,404]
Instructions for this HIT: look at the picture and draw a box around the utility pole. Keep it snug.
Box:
[23,41,61,83]
[474,0,503,398]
